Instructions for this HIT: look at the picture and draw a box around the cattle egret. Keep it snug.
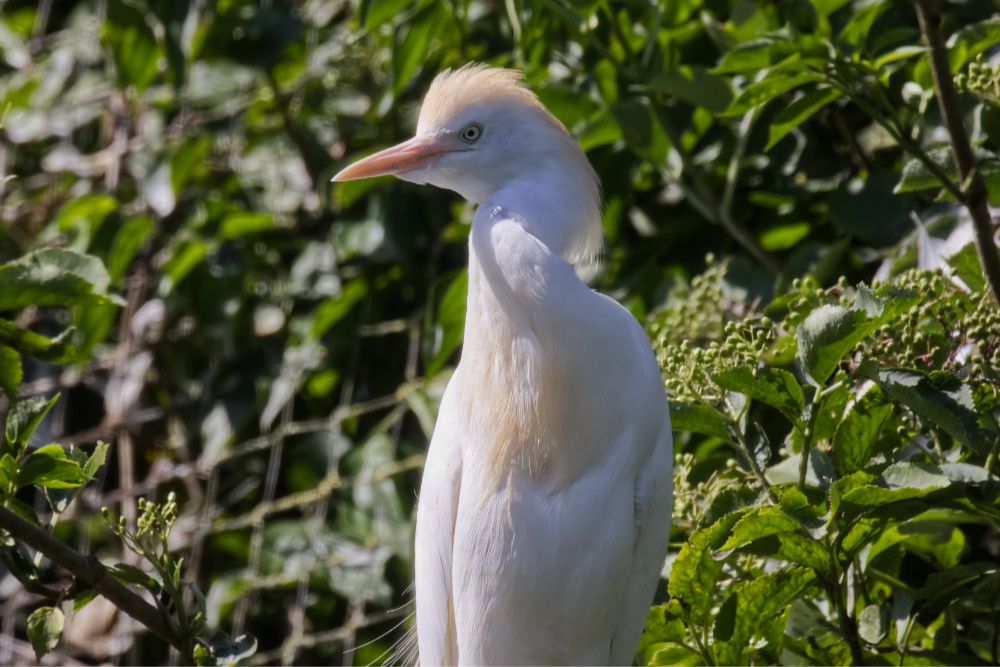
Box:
[334,64,673,665]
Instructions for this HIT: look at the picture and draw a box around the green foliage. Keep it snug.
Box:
[2,0,1000,664]
[102,494,254,664]
[646,263,1000,665]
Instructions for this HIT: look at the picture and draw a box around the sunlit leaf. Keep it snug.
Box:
[26,606,64,661]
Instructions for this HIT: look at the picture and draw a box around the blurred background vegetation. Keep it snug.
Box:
[1,0,999,664]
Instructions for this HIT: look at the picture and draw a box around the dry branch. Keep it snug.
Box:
[914,0,1000,305]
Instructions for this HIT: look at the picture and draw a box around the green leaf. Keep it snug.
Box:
[668,511,747,625]
[0,319,79,364]
[714,566,817,664]
[896,146,1000,196]
[712,366,804,426]
[73,589,98,612]
[83,442,109,480]
[51,194,118,249]
[158,239,210,294]
[945,242,987,295]
[18,444,89,489]
[391,4,438,96]
[723,71,823,117]
[311,279,369,338]
[874,45,926,68]
[4,394,60,455]
[669,400,732,440]
[26,606,64,661]
[0,345,21,402]
[946,17,1000,71]
[108,563,161,590]
[796,284,905,386]
[718,506,802,552]
[104,0,162,91]
[644,66,733,113]
[425,270,468,377]
[108,215,154,282]
[202,630,258,666]
[864,368,984,451]
[832,382,893,476]
[0,248,118,311]
[220,211,274,239]
[766,86,842,150]
[858,604,888,644]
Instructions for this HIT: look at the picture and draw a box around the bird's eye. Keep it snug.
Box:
[460,123,483,143]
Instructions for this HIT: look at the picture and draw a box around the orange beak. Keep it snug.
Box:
[332,135,458,182]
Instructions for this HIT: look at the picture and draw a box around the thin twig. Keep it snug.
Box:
[0,506,186,655]
[914,0,1000,305]
[650,99,782,274]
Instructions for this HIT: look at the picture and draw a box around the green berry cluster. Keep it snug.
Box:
[955,54,1000,100]
[869,269,1000,378]
[103,492,179,553]
[647,256,730,348]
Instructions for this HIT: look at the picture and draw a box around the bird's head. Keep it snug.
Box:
[333,64,599,208]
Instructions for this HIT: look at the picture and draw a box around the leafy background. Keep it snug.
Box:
[0,0,999,664]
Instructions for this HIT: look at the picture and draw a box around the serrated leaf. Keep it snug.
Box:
[797,291,895,385]
[773,531,830,573]
[945,242,987,295]
[669,400,732,440]
[714,566,817,664]
[865,368,984,451]
[18,444,89,488]
[26,606,64,661]
[832,382,893,476]
[3,394,60,455]
[639,602,688,657]
[841,485,934,507]
[712,366,804,426]
[0,248,119,311]
[719,507,802,552]
[668,511,747,625]
[766,86,842,149]
[83,442,109,479]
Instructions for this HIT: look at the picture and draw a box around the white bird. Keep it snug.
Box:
[334,64,673,666]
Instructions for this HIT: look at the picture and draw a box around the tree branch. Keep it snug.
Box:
[914,0,1000,305]
[0,505,186,655]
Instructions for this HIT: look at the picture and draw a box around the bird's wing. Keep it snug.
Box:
[414,379,463,666]
[610,411,674,664]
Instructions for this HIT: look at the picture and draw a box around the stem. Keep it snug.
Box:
[824,75,966,202]
[681,605,716,666]
[0,505,187,655]
[798,385,824,491]
[732,427,779,504]
[827,571,865,665]
[986,433,1000,479]
[914,0,1000,306]
[649,100,782,274]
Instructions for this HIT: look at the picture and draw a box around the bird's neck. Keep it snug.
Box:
[457,183,600,488]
